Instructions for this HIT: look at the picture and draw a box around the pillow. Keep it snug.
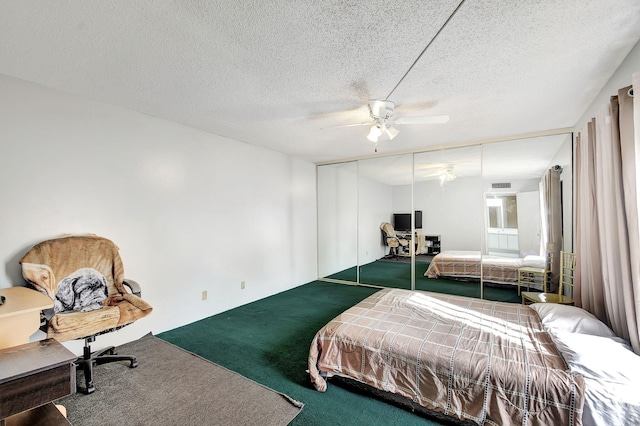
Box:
[521,255,546,268]
[551,331,640,384]
[530,303,616,338]
[551,331,640,426]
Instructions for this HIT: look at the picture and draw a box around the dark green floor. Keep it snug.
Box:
[328,259,521,303]
[158,261,520,425]
[159,281,441,425]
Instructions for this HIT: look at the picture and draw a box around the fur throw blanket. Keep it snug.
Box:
[54,268,108,313]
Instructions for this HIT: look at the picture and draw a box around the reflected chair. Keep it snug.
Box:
[380,222,409,258]
[522,251,575,305]
[19,235,153,393]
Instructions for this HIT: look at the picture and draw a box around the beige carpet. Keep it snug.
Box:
[57,333,303,426]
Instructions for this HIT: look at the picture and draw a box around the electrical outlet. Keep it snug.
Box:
[201,290,207,300]
[241,281,245,289]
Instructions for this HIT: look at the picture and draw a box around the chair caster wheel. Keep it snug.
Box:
[130,359,138,368]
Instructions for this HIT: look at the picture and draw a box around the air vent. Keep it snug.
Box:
[492,183,511,189]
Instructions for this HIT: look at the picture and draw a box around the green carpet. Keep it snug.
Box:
[159,281,451,425]
[159,261,520,425]
[328,260,521,303]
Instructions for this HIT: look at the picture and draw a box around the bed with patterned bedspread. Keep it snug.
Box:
[308,288,584,425]
[424,250,546,287]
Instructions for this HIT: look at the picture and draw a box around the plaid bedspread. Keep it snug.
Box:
[308,288,584,425]
[425,250,524,285]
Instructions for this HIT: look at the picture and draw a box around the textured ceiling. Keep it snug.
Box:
[1,1,639,164]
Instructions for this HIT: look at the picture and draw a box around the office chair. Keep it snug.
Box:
[380,222,410,258]
[20,235,153,393]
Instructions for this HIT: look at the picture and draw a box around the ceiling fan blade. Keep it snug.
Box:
[393,115,450,125]
[322,121,375,130]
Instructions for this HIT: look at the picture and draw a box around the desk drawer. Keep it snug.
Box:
[0,363,75,419]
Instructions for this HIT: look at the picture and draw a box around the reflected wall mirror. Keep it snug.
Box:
[358,154,413,289]
[317,132,573,301]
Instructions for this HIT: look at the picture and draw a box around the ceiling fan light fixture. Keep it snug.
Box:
[369,99,394,119]
[439,168,456,186]
[367,124,383,142]
[384,124,399,140]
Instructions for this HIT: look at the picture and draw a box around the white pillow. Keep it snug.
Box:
[530,303,616,338]
[551,331,640,384]
[521,255,546,268]
[552,332,640,426]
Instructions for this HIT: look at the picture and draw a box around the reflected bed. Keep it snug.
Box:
[424,250,546,287]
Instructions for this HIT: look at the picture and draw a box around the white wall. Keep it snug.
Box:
[516,191,542,256]
[0,75,317,353]
[358,176,393,264]
[575,39,640,131]
[394,176,483,251]
[317,163,392,274]
[317,163,357,276]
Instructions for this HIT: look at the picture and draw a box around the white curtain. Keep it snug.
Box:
[575,75,640,354]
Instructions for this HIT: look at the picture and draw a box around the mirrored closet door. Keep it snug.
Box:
[481,135,573,301]
[414,145,483,297]
[317,161,358,283]
[358,154,413,289]
[316,132,573,301]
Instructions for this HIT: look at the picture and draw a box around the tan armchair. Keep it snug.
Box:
[19,235,152,393]
[380,222,409,258]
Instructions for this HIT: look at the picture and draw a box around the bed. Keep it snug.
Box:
[424,250,546,287]
[308,288,640,425]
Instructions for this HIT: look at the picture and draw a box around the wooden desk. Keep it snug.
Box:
[0,339,76,424]
[0,287,53,349]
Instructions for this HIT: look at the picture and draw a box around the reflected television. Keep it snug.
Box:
[393,211,422,232]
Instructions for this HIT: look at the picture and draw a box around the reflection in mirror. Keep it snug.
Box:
[316,134,573,302]
[481,135,572,301]
[317,161,358,282]
[485,194,520,257]
[413,146,483,297]
[358,154,414,289]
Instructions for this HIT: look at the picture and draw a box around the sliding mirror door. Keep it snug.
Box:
[317,161,358,282]
[358,154,414,289]
[316,134,573,299]
[481,135,572,301]
[413,146,483,296]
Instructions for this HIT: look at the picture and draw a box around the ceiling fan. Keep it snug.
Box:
[418,164,458,186]
[334,99,449,151]
[438,167,457,186]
